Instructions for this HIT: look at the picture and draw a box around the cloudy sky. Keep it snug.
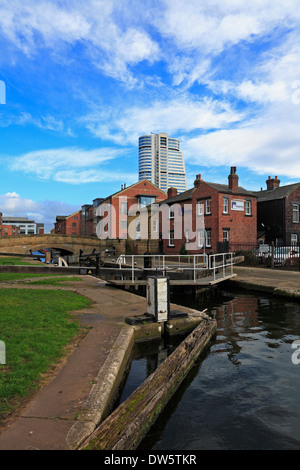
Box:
[1,0,300,232]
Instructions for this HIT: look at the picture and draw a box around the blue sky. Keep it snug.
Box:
[1,0,300,232]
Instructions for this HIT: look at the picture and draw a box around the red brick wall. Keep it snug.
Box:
[55,211,81,236]
[285,186,300,244]
[0,224,20,236]
[162,181,257,254]
[100,180,167,240]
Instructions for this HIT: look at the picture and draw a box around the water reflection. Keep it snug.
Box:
[117,288,300,450]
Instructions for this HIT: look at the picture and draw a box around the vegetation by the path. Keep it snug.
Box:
[0,257,41,266]
[25,277,83,286]
[0,273,71,282]
[0,288,91,420]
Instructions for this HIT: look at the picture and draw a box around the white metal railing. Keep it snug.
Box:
[209,252,234,281]
[115,253,234,283]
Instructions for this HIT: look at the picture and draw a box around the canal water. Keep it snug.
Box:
[117,287,300,450]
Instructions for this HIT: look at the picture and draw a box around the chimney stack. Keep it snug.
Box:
[266,176,280,191]
[194,174,203,188]
[167,187,178,198]
[228,166,239,192]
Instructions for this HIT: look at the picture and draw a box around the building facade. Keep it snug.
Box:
[138,133,187,194]
[1,217,44,235]
[160,167,257,254]
[97,179,167,254]
[255,176,300,245]
[54,210,81,236]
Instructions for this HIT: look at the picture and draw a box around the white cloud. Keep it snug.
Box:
[83,95,243,144]
[0,192,80,232]
[183,99,300,179]
[10,147,126,182]
[0,0,160,85]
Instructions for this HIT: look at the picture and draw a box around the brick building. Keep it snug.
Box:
[255,176,300,245]
[54,210,81,236]
[97,180,167,254]
[160,167,257,254]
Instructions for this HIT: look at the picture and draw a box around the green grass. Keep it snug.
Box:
[0,288,91,419]
[26,277,83,286]
[0,257,41,266]
[0,273,69,282]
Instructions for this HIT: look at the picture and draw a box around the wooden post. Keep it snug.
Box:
[79,317,217,451]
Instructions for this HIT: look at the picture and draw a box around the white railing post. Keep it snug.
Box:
[132,255,134,282]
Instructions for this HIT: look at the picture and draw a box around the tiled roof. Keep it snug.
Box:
[162,181,257,205]
[254,183,300,201]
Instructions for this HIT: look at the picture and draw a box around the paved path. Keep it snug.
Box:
[231,266,300,298]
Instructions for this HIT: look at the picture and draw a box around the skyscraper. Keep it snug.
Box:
[138,132,187,193]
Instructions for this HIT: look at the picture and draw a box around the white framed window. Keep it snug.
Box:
[120,220,127,229]
[169,205,174,219]
[120,201,128,215]
[198,202,204,215]
[169,230,175,246]
[245,200,251,216]
[293,204,299,223]
[206,199,211,214]
[185,230,190,243]
[223,197,229,214]
[291,233,298,245]
[198,230,205,248]
[206,229,211,247]
[223,230,229,242]
[152,219,158,233]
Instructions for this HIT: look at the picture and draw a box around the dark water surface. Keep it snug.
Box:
[118,288,300,450]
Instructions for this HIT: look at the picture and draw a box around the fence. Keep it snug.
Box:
[229,243,300,271]
[116,253,234,283]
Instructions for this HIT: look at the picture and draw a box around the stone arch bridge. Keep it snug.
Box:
[0,234,108,257]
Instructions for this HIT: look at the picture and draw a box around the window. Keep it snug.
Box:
[153,219,158,233]
[293,204,299,223]
[72,222,76,227]
[138,196,156,208]
[223,197,229,214]
[245,200,251,216]
[121,201,128,215]
[198,230,205,248]
[291,233,298,245]
[206,199,211,214]
[185,230,190,243]
[169,230,175,246]
[136,220,141,240]
[206,229,211,247]
[198,202,204,215]
[120,220,127,229]
[223,230,229,242]
[169,205,174,219]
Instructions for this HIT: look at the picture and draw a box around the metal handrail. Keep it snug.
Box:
[116,253,233,282]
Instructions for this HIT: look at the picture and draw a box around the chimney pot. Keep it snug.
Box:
[266,176,280,191]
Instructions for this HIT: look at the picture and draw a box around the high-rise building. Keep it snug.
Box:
[138,132,187,193]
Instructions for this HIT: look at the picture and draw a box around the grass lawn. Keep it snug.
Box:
[0,257,41,266]
[0,288,91,420]
[24,277,83,286]
[0,273,73,282]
